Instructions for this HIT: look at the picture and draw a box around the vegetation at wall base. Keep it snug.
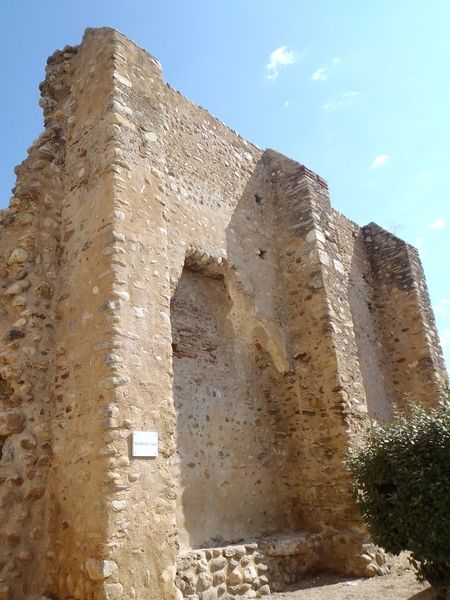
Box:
[348,399,450,595]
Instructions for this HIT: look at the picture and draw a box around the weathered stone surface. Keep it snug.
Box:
[4,532,20,547]
[197,573,212,591]
[0,25,446,600]
[175,536,326,597]
[4,279,30,296]
[0,584,11,600]
[104,582,124,599]
[85,558,118,580]
[212,570,225,586]
[210,556,227,572]
[0,409,25,435]
[200,589,217,600]
[7,248,29,265]
[228,569,242,585]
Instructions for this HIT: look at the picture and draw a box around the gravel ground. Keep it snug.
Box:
[268,571,437,600]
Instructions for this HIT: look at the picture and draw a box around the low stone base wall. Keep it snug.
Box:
[174,532,325,599]
[261,533,323,591]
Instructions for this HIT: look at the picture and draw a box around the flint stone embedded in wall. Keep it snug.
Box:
[85,558,118,580]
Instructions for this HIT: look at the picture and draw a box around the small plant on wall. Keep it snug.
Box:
[348,398,450,598]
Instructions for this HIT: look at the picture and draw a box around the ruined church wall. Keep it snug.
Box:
[98,28,381,597]
[345,227,397,422]
[103,31,318,598]
[170,156,308,554]
[363,224,447,409]
[0,27,155,600]
[264,159,368,560]
[171,268,292,551]
[87,28,281,600]
[44,32,125,600]
[0,145,63,599]
[0,25,447,600]
[0,38,74,600]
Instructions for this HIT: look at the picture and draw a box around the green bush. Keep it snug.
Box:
[348,400,450,593]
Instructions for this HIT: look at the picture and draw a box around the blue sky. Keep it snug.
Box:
[1,1,449,369]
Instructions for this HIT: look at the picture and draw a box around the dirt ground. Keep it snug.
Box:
[268,570,438,600]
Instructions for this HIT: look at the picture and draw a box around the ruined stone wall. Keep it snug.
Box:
[347,229,397,422]
[171,267,293,551]
[263,159,370,572]
[0,42,74,600]
[0,27,446,600]
[362,224,447,410]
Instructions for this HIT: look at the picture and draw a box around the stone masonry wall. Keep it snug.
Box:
[174,533,389,598]
[265,156,371,574]
[0,27,446,600]
[171,267,293,551]
[363,224,447,410]
[0,42,74,600]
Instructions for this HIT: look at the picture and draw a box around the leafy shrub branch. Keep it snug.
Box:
[348,400,450,595]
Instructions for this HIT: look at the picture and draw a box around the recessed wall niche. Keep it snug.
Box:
[170,265,302,551]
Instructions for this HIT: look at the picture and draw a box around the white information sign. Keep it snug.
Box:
[132,431,158,457]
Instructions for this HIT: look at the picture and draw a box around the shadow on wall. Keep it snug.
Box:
[347,230,395,422]
[170,157,307,552]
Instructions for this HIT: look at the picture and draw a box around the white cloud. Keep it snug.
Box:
[283,99,291,108]
[322,90,361,112]
[428,217,445,230]
[371,154,390,169]
[312,67,327,82]
[312,57,342,83]
[415,237,424,246]
[266,46,297,80]
[440,329,450,347]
